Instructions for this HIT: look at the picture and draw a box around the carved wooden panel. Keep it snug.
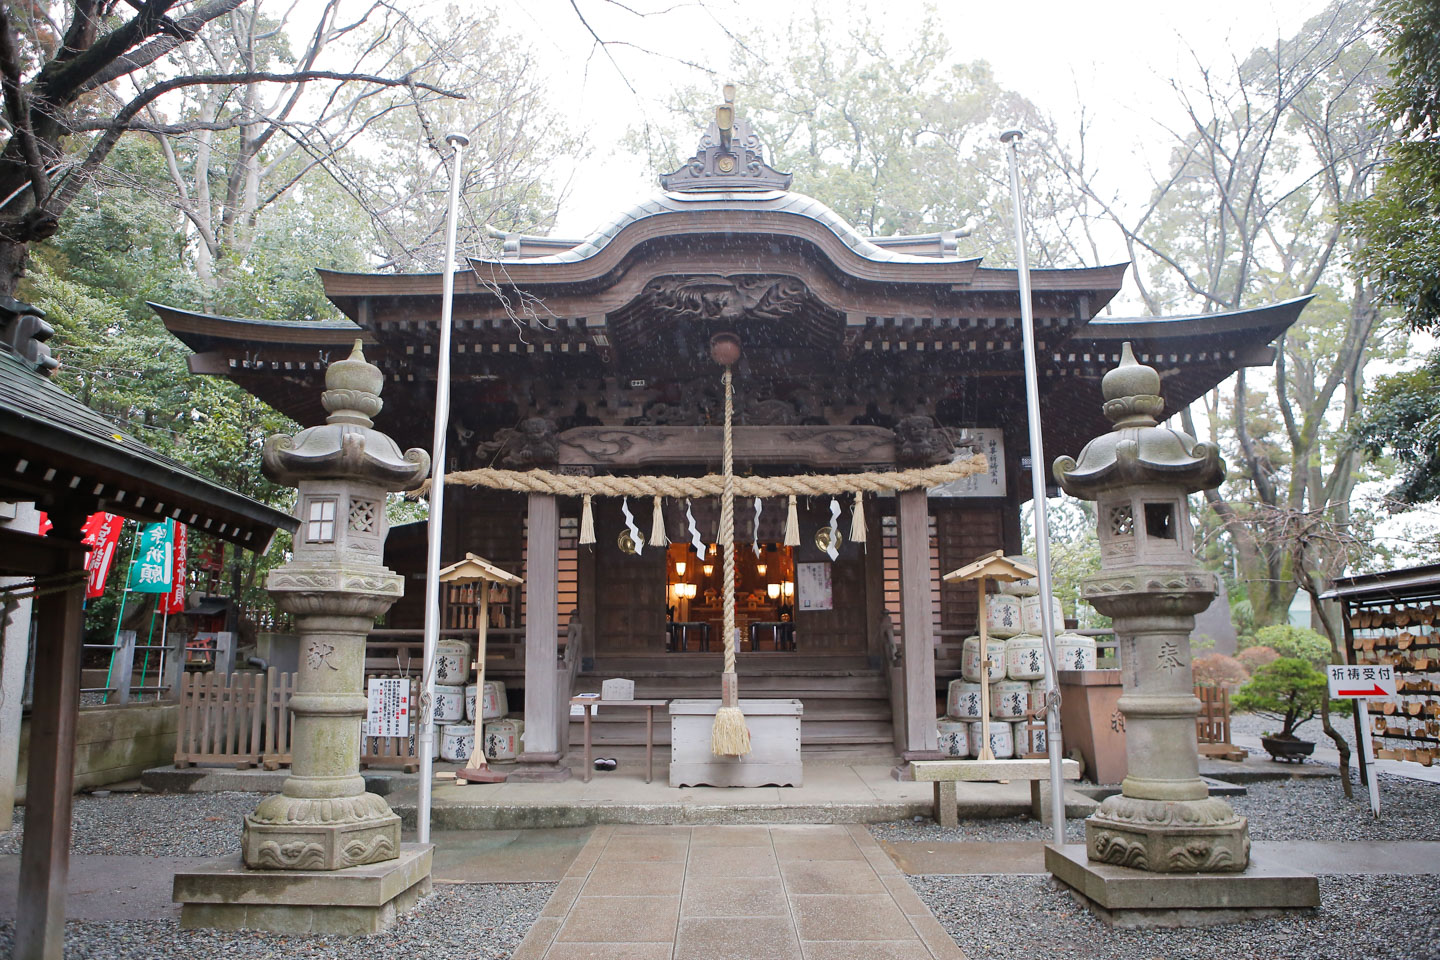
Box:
[935,503,1006,637]
[558,425,895,468]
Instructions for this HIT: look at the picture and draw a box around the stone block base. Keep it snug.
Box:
[505,752,573,783]
[1046,843,1319,928]
[174,843,432,935]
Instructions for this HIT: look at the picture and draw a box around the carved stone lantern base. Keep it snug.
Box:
[243,793,401,871]
[1086,794,1249,873]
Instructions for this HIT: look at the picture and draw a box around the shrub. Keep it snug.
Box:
[1192,653,1249,688]
[1236,645,1280,673]
[1253,625,1331,668]
[1233,656,1347,738]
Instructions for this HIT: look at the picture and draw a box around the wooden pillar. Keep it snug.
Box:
[897,488,937,754]
[15,542,84,960]
[513,492,569,780]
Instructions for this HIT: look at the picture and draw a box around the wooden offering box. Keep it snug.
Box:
[669,699,803,787]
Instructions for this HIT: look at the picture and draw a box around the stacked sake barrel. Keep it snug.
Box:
[940,573,1098,760]
[432,639,519,762]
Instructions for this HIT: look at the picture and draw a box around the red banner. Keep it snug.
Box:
[82,513,123,599]
[160,523,188,614]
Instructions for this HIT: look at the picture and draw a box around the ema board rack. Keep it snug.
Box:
[1325,565,1440,774]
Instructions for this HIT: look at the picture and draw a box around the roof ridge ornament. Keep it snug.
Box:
[659,84,792,193]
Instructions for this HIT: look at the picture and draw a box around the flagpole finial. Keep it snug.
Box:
[1000,128,1025,143]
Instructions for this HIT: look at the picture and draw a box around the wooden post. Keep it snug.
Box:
[898,488,937,754]
[513,492,568,779]
[15,547,84,960]
[977,577,995,761]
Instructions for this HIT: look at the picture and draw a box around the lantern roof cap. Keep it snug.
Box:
[261,340,430,489]
[1053,341,1225,498]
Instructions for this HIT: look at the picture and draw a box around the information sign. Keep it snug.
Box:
[365,678,410,737]
[1326,664,1396,698]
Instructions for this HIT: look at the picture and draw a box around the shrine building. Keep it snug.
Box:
[152,103,1308,777]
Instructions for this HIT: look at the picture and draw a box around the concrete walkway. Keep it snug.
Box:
[513,823,964,960]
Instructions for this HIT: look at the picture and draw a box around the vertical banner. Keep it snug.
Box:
[160,523,188,614]
[81,512,124,599]
[128,521,174,593]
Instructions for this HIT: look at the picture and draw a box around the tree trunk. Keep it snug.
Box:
[1320,696,1353,800]
[0,237,29,300]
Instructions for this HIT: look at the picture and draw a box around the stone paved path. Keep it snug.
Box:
[513,823,965,960]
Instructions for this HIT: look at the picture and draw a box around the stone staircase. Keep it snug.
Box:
[567,655,895,757]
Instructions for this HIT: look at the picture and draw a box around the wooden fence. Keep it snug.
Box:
[174,671,269,768]
[175,669,423,770]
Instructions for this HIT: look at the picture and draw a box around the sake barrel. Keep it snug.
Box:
[464,684,478,722]
[1055,633,1098,671]
[946,679,984,720]
[985,595,1023,638]
[1020,594,1065,635]
[969,719,1014,759]
[439,723,475,762]
[991,679,1031,719]
[433,684,466,723]
[434,639,471,686]
[961,636,1007,682]
[1005,633,1046,680]
[996,557,1039,596]
[1014,719,1047,756]
[937,718,970,758]
[481,680,509,720]
[482,718,524,761]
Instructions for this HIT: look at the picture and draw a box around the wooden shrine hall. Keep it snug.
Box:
[152,101,1309,775]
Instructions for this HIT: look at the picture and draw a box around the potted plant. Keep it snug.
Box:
[1232,657,1336,761]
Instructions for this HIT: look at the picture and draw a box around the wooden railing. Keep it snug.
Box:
[1195,685,1232,745]
[176,668,426,770]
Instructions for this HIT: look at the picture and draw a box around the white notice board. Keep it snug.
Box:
[365,677,410,737]
[797,562,833,611]
[929,428,1006,497]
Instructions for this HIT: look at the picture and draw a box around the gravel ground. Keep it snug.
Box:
[0,792,261,856]
[1229,710,1359,752]
[0,882,553,960]
[913,874,1440,960]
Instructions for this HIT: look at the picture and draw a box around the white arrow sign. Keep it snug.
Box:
[1326,664,1396,699]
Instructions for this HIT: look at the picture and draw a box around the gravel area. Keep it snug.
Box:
[870,766,1440,844]
[1230,710,1359,752]
[0,792,262,856]
[911,874,1440,960]
[0,882,553,960]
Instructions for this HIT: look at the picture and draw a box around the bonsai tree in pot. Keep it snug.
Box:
[1232,656,1345,761]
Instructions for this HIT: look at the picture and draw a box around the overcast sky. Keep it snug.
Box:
[493,0,1336,238]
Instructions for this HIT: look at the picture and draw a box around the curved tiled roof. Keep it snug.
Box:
[472,190,976,268]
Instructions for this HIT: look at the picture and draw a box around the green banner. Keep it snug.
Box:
[127,521,174,593]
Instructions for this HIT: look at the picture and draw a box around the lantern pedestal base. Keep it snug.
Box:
[174,843,432,935]
[1085,793,1250,873]
[1046,843,1318,928]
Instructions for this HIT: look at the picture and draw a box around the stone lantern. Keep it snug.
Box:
[175,340,432,934]
[1052,343,1249,874]
[241,340,430,872]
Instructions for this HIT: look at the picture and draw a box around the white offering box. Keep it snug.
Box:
[669,698,803,787]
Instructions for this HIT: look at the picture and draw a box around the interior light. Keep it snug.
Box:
[783,581,794,598]
[675,561,687,577]
[703,564,714,577]
[757,563,767,577]
[767,583,781,600]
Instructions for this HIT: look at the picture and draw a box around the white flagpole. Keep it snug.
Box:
[1001,128,1067,847]
[418,131,469,845]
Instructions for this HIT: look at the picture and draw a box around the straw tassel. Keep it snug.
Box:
[784,494,800,547]
[849,491,867,548]
[579,494,595,545]
[649,495,668,547]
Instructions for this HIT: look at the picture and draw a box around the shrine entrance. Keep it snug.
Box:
[664,542,796,652]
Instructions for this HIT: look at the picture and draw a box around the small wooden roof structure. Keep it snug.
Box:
[943,549,1037,584]
[437,552,523,585]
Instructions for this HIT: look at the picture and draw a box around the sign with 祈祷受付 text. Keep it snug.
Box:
[1326,664,1396,698]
